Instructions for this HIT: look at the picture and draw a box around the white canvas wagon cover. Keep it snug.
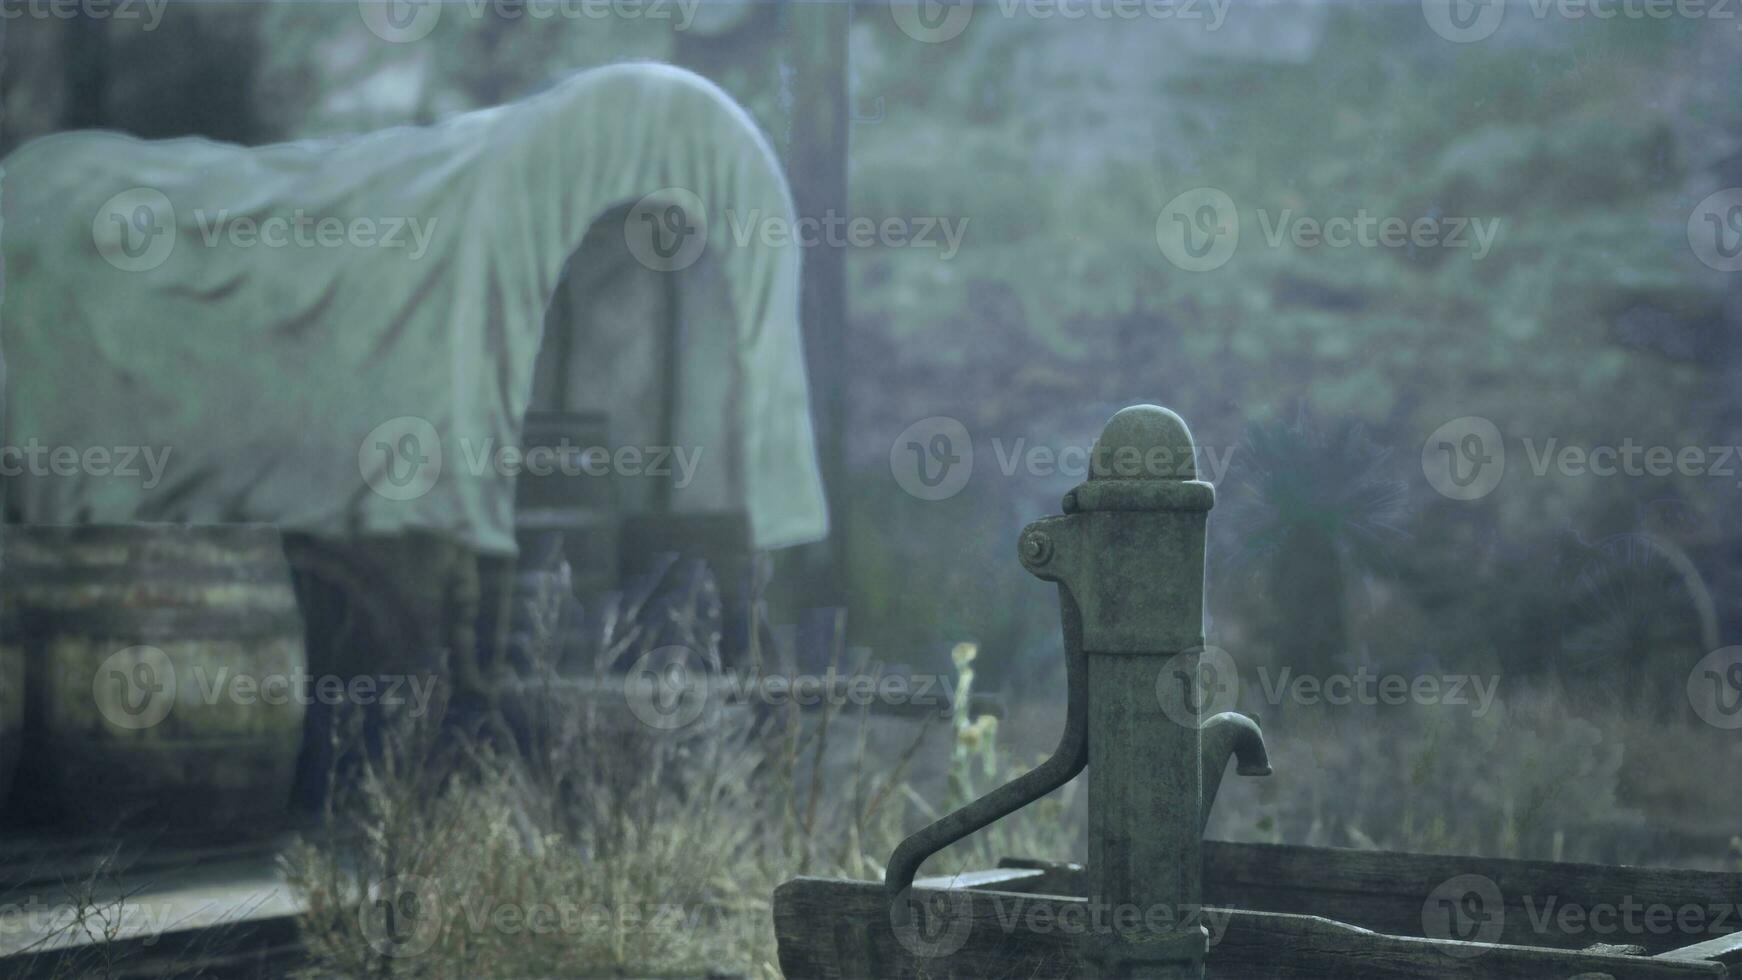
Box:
[1,62,828,555]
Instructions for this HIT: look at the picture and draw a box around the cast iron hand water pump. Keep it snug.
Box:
[885,404,1272,979]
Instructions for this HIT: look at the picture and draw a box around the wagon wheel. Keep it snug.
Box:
[282,538,422,679]
[280,536,512,806]
[1558,531,1718,721]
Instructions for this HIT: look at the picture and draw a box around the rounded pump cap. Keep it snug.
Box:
[1089,404,1198,482]
[1066,404,1213,513]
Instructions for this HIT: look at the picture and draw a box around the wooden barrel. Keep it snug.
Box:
[0,524,307,831]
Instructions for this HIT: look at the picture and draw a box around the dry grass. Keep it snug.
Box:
[282,637,1077,978]
[11,649,1735,977]
[284,622,1742,978]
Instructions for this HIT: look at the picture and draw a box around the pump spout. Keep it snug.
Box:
[1200,711,1270,836]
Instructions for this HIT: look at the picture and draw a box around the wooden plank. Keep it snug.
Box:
[1661,931,1742,966]
[914,867,1051,893]
[0,915,304,980]
[0,831,293,896]
[0,849,302,959]
[773,876,1728,980]
[1004,842,1742,956]
[0,840,308,979]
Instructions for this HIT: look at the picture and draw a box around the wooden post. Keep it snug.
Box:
[666,0,852,613]
[780,0,852,606]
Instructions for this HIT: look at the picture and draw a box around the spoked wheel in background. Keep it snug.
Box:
[281,534,512,812]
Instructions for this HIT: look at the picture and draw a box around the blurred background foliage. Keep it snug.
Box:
[7,0,1742,860]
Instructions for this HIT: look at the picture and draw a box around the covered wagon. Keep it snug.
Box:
[0,62,829,814]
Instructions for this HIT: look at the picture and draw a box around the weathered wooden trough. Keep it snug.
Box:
[773,404,1742,980]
